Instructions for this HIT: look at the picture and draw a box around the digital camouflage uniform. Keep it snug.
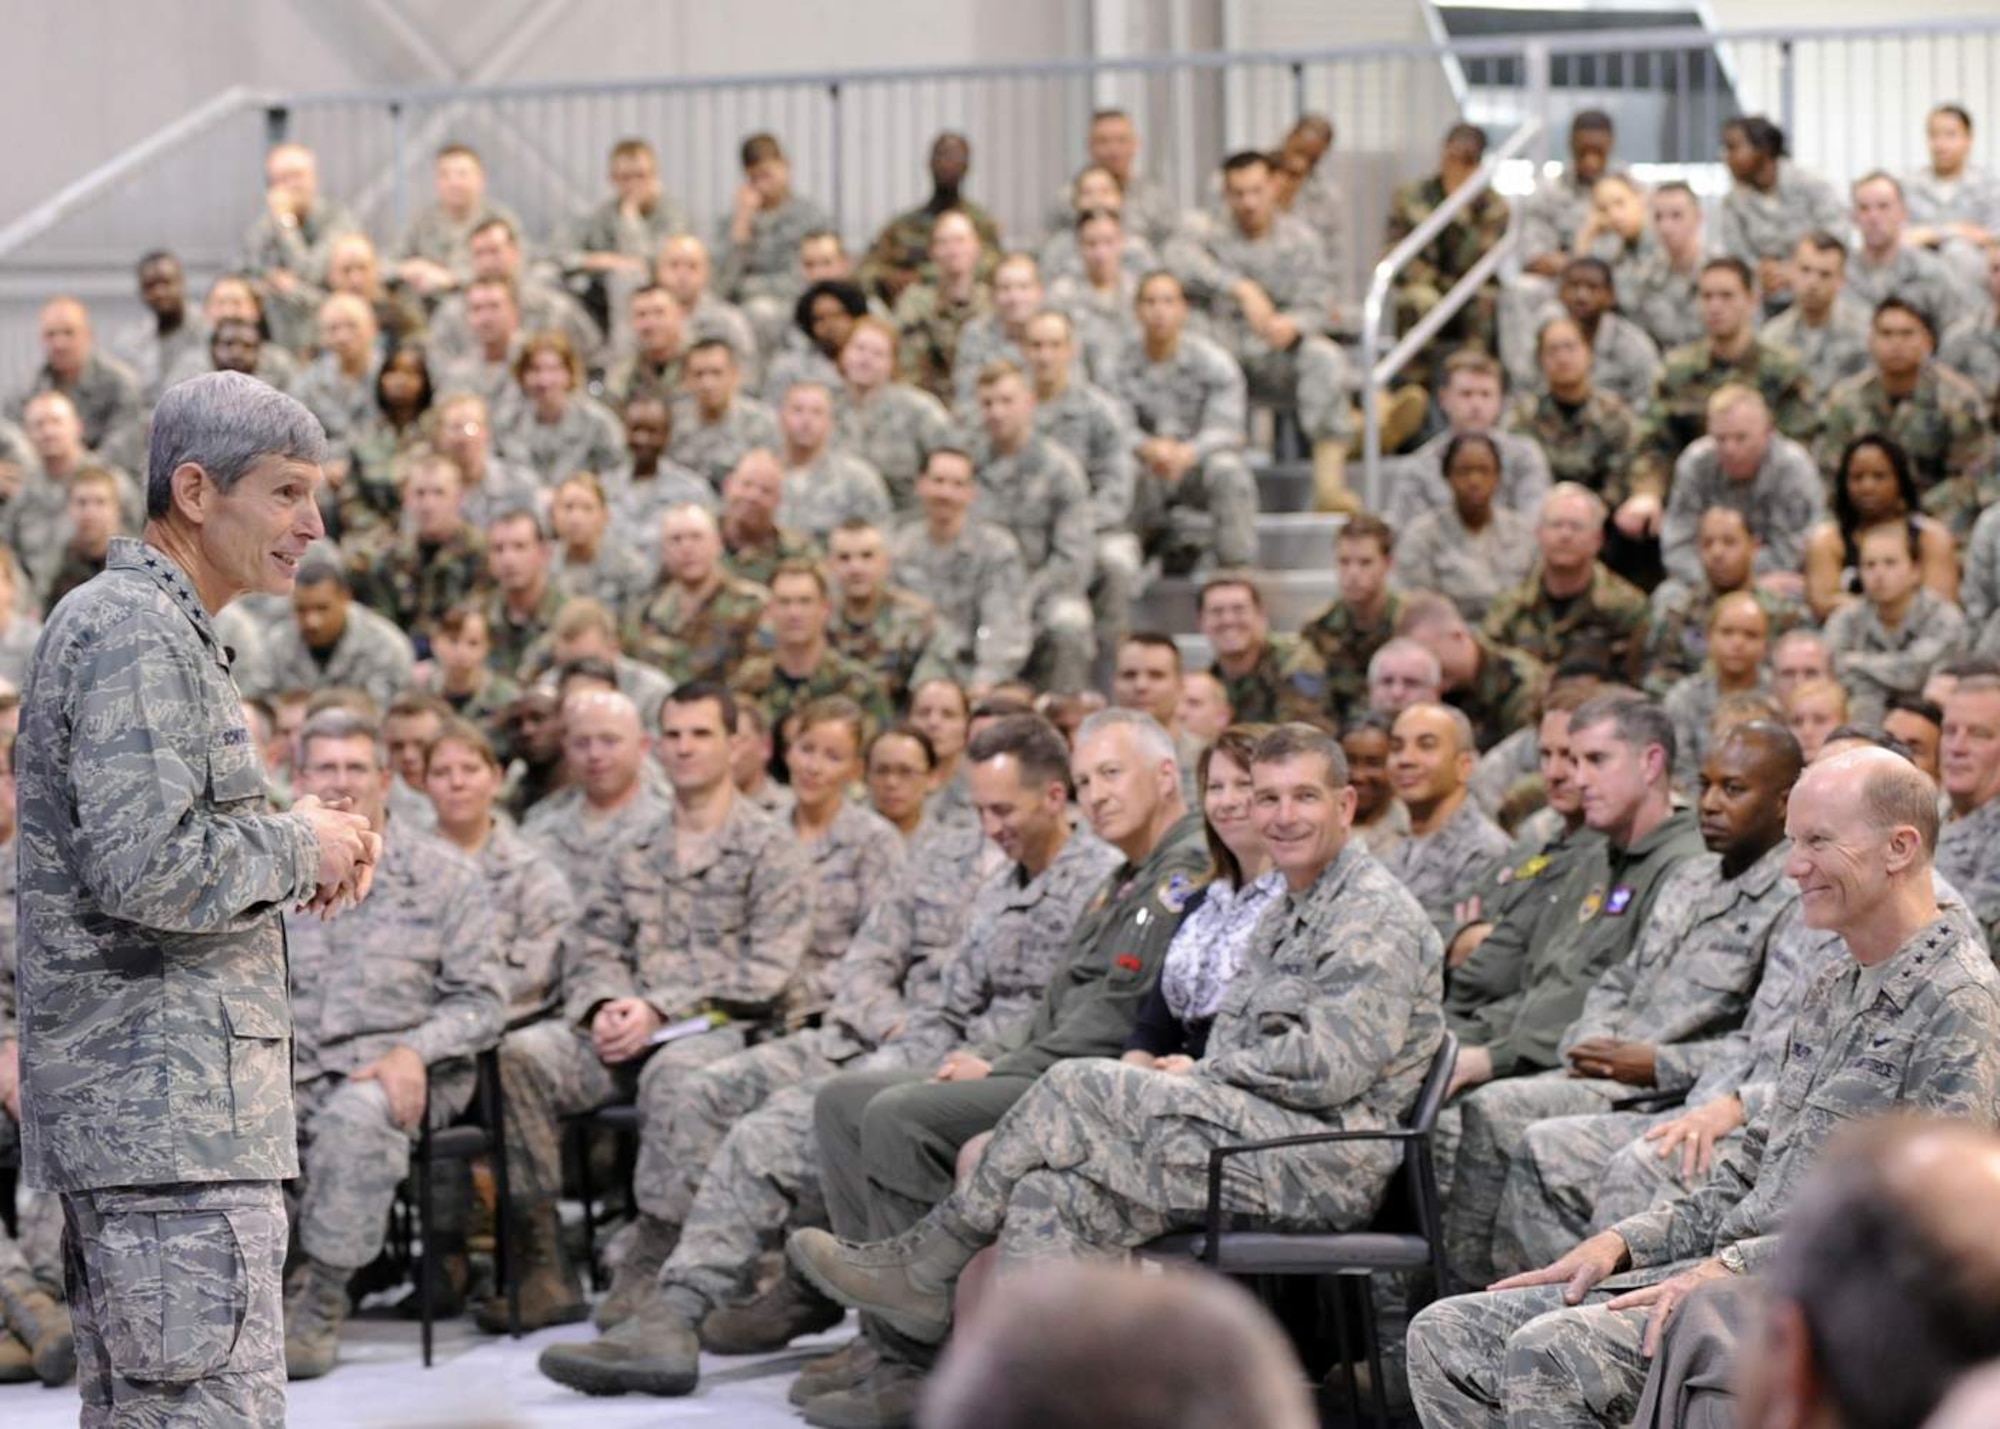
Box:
[715,193,833,314]
[1047,269,1143,389]
[429,281,601,374]
[1937,796,2000,953]
[973,431,1096,692]
[1410,915,2000,1429]
[1518,310,1659,412]
[1717,161,1846,278]
[288,826,506,1271]
[1215,634,1328,726]
[241,198,363,352]
[729,645,894,751]
[1630,338,1818,501]
[1381,797,1512,944]
[1036,376,1141,655]
[761,341,845,407]
[1659,433,1824,587]
[475,818,576,1026]
[894,281,994,404]
[291,353,381,468]
[785,801,908,1025]
[941,843,1444,1264]
[1385,428,1553,534]
[555,194,690,278]
[392,200,528,292]
[1825,585,1969,725]
[111,315,210,408]
[598,459,715,575]
[485,580,570,684]
[1447,842,1792,1286]
[601,347,686,412]
[891,518,1032,688]
[1644,580,1809,696]
[1385,175,1509,370]
[553,539,654,623]
[499,393,626,488]
[1940,303,2000,420]
[1107,333,1258,568]
[625,572,772,686]
[830,586,940,713]
[1609,233,1704,354]
[779,450,893,539]
[1846,243,1975,336]
[1761,293,1873,396]
[718,520,819,589]
[522,784,670,900]
[18,538,323,1425]
[1485,562,1653,688]
[836,384,959,513]
[1394,505,1538,621]
[351,523,490,644]
[651,822,1112,1323]
[666,394,782,490]
[1300,591,1404,730]
[3,461,145,598]
[497,795,812,1222]
[946,313,1033,418]
[259,601,416,711]
[1812,363,1995,536]
[1170,210,1353,442]
[1661,669,1777,788]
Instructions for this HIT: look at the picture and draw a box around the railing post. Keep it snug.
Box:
[390,102,408,236]
[1290,61,1306,121]
[1522,40,1552,165]
[827,81,845,235]
[1778,39,1796,139]
[264,105,290,149]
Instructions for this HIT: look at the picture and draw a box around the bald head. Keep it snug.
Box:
[1742,1117,2000,1429]
[1785,747,1940,951]
[922,1262,1314,1429]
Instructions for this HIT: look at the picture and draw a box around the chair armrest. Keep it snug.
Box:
[1609,1089,1688,1113]
[1199,1127,1429,1262]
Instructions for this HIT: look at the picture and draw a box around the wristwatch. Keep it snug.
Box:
[1718,1242,1749,1275]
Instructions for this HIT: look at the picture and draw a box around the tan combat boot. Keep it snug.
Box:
[475,1201,586,1333]
[700,1263,844,1354]
[0,1275,74,1386]
[592,1212,678,1331]
[283,1259,351,1381]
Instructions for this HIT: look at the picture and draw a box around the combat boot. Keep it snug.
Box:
[0,1275,74,1386]
[700,1263,844,1354]
[0,1328,36,1384]
[800,1356,925,1429]
[282,1258,351,1381]
[475,1202,585,1333]
[789,1337,877,1405]
[786,1205,982,1346]
[1311,440,1364,516]
[536,1296,700,1397]
[592,1212,677,1330]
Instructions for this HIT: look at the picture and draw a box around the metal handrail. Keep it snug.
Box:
[1358,118,1543,512]
[0,86,274,263]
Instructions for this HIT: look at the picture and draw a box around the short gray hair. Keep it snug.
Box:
[1369,637,1443,685]
[148,371,328,519]
[1075,707,1176,769]
[296,707,385,769]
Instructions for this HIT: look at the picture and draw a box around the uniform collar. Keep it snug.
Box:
[111,537,227,660]
[1871,916,1969,1012]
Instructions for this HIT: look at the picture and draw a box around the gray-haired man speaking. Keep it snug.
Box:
[16,371,380,1425]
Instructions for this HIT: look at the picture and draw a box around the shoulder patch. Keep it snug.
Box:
[1578,884,1607,923]
[1158,873,1195,915]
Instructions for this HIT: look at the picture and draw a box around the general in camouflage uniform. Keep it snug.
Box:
[283,802,506,1374]
[788,821,1445,1336]
[14,379,367,1424]
[1107,329,1259,570]
[1484,561,1653,688]
[1812,361,1995,536]
[1659,431,1825,587]
[1410,910,2000,1429]
[1630,336,1818,500]
[1762,291,1873,395]
[1447,837,1794,1289]
[626,569,771,687]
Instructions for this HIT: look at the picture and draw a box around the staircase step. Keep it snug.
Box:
[1256,513,1344,572]
[1254,460,1316,514]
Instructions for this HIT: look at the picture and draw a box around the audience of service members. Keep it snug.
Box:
[6,90,2000,1429]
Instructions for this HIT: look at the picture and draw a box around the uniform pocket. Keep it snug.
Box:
[98,1208,247,1383]
[206,728,267,807]
[222,989,290,1139]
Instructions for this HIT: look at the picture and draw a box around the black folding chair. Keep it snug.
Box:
[1139,1031,1458,1429]
[0,1136,18,1240]
[412,1046,518,1367]
[568,1102,641,1293]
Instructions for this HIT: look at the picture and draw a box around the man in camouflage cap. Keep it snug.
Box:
[17,372,380,1422]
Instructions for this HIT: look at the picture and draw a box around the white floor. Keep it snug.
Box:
[0,1312,855,1428]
